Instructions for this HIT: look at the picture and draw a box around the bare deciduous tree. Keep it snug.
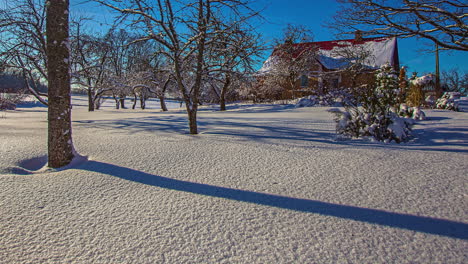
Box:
[70,20,112,111]
[441,68,468,94]
[0,0,48,105]
[47,0,75,168]
[207,23,263,110]
[330,0,467,51]
[94,0,261,134]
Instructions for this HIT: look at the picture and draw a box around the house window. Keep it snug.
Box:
[300,75,309,87]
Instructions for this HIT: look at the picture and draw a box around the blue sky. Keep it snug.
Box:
[70,0,466,74]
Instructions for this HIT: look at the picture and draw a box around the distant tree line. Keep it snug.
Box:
[0,72,47,93]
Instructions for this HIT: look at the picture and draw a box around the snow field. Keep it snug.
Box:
[1,96,467,263]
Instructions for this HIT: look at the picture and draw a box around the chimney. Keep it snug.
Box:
[354,30,363,41]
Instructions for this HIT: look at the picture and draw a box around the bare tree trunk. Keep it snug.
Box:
[159,96,168,111]
[95,96,102,110]
[140,96,145,109]
[119,97,125,109]
[87,88,94,112]
[220,75,230,111]
[47,0,74,168]
[159,79,170,111]
[187,107,198,135]
[113,94,120,109]
[132,93,137,109]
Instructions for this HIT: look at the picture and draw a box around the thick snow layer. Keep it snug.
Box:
[410,74,434,86]
[318,38,397,70]
[1,96,467,263]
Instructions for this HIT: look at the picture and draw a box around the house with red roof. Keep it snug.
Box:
[258,33,400,99]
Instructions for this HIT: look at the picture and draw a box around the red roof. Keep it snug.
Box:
[274,37,391,57]
[259,37,399,73]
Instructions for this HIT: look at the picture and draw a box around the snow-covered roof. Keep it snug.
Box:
[258,37,398,73]
[410,74,434,86]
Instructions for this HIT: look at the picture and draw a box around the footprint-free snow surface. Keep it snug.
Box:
[1,96,467,263]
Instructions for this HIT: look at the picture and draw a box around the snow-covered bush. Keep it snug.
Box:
[425,95,436,108]
[410,74,433,87]
[295,89,353,108]
[296,95,318,107]
[406,73,433,107]
[399,104,426,120]
[330,108,413,143]
[436,92,461,111]
[330,63,415,143]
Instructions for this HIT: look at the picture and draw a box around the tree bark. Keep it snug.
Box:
[220,75,231,111]
[159,96,168,111]
[159,78,170,111]
[140,96,146,109]
[95,96,102,110]
[132,93,137,109]
[187,108,198,135]
[114,97,120,109]
[47,0,74,168]
[119,98,125,109]
[87,88,94,111]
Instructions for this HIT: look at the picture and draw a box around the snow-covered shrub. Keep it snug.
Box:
[295,95,318,107]
[295,89,353,108]
[425,95,436,108]
[406,74,434,107]
[398,104,426,120]
[330,63,415,143]
[410,107,426,120]
[410,74,433,87]
[436,92,461,111]
[330,108,413,143]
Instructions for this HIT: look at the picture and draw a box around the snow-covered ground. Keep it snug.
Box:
[1,95,467,263]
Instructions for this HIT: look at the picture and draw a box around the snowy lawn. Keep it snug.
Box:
[1,95,467,263]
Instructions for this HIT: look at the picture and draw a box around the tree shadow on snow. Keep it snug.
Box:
[80,160,468,240]
[74,115,190,134]
[74,114,340,146]
[73,108,468,153]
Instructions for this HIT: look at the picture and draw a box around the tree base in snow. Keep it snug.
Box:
[8,154,88,175]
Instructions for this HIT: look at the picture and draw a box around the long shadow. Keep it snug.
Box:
[81,160,468,240]
[74,115,339,146]
[74,114,468,153]
[74,115,189,134]
[197,103,297,114]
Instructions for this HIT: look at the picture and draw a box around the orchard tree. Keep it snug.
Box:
[95,0,261,134]
[441,68,468,94]
[47,0,75,168]
[70,21,112,111]
[0,0,49,105]
[207,23,263,110]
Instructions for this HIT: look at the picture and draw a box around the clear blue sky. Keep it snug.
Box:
[73,0,468,75]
